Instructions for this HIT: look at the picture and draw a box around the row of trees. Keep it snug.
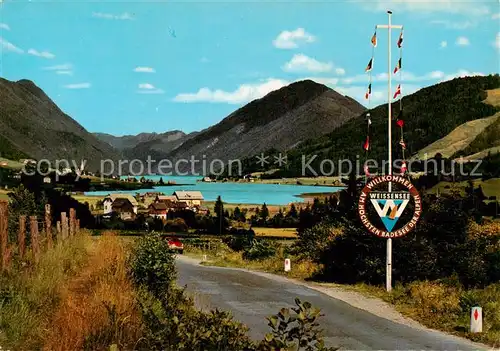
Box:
[291,173,500,288]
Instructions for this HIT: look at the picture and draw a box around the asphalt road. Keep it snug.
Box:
[176,257,490,351]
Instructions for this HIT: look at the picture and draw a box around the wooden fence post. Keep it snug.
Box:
[69,208,76,237]
[76,219,80,233]
[45,204,52,249]
[0,201,9,272]
[61,212,68,240]
[18,215,26,259]
[30,216,40,263]
[56,221,61,242]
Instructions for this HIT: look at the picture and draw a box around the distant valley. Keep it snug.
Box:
[1,75,499,177]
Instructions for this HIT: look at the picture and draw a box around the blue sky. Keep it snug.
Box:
[0,0,498,136]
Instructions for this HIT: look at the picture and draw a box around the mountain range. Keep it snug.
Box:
[0,78,121,171]
[1,74,499,176]
[94,80,365,173]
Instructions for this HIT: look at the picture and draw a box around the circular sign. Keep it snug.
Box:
[358,175,422,238]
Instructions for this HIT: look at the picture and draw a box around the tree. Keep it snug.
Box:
[158,177,165,185]
[260,203,269,221]
[7,184,43,241]
[233,206,241,220]
[287,203,298,218]
[214,196,225,235]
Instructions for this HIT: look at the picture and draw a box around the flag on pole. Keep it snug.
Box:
[365,58,373,72]
[397,31,404,48]
[393,58,402,74]
[371,31,377,47]
[393,84,401,99]
[399,139,406,150]
[396,109,403,120]
[363,136,370,151]
[396,119,404,128]
[363,164,371,177]
[365,83,372,99]
[400,161,407,174]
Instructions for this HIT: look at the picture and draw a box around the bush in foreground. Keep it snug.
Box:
[128,233,338,351]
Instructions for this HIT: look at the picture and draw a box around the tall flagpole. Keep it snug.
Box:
[376,10,402,292]
[387,10,393,294]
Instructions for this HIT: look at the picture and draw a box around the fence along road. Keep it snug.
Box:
[176,255,489,350]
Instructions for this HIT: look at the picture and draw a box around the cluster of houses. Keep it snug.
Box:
[103,190,206,220]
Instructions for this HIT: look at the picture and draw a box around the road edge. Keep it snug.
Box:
[175,255,493,351]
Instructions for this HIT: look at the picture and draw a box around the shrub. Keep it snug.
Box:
[129,233,176,298]
[243,239,277,261]
[128,231,338,351]
[293,223,342,260]
[164,218,188,233]
[256,298,338,351]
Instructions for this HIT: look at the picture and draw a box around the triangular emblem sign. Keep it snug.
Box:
[370,199,409,232]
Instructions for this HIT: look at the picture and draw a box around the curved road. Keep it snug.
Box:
[176,256,488,351]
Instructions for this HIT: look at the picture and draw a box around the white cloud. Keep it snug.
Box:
[440,70,485,82]
[0,37,23,53]
[134,66,155,73]
[56,70,73,75]
[64,83,91,89]
[282,54,333,73]
[357,0,491,16]
[173,78,289,104]
[138,83,155,90]
[430,20,475,29]
[440,40,448,48]
[493,33,500,50]
[92,12,133,20]
[456,36,470,46]
[336,84,422,104]
[200,57,209,63]
[173,69,489,105]
[341,71,442,84]
[0,23,10,31]
[43,63,72,71]
[273,28,316,49]
[138,83,164,94]
[341,69,485,85]
[335,68,346,76]
[492,13,500,19]
[28,48,55,59]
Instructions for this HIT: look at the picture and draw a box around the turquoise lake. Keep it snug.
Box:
[85,176,343,205]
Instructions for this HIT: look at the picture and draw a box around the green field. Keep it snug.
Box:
[429,178,500,199]
[0,157,24,170]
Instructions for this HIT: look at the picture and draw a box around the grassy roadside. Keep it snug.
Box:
[184,245,500,348]
[0,231,142,350]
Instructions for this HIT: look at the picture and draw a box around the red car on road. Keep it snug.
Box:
[167,237,184,254]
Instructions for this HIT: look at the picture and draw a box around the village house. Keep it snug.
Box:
[148,202,168,219]
[147,200,189,219]
[173,191,204,207]
[155,195,177,203]
[111,198,136,220]
[103,194,139,215]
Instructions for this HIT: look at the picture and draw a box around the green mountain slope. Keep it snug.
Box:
[0,78,121,171]
[231,75,500,177]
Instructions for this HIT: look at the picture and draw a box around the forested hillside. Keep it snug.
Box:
[227,75,500,177]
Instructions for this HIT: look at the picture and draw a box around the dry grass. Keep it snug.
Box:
[253,227,298,238]
[0,233,91,350]
[484,88,500,107]
[413,114,500,160]
[43,231,142,351]
[194,248,320,281]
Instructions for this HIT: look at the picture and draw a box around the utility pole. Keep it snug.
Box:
[376,10,403,293]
